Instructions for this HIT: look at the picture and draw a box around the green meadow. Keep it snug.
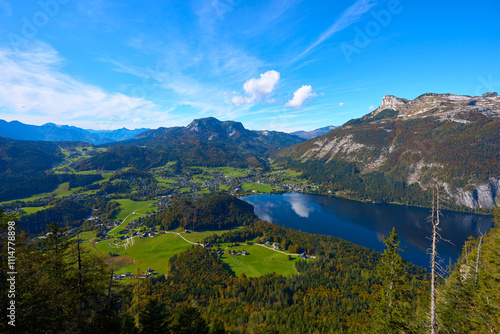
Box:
[220,244,298,277]
[214,167,248,178]
[108,199,158,235]
[94,233,192,274]
[241,182,273,193]
[80,227,299,279]
[20,206,54,215]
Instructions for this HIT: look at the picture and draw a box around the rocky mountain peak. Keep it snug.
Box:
[186,117,247,137]
[187,117,222,132]
[380,95,409,111]
[370,92,500,119]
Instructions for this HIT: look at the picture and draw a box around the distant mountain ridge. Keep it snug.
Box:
[131,117,304,156]
[291,125,337,139]
[0,120,148,145]
[278,92,500,210]
[76,117,305,170]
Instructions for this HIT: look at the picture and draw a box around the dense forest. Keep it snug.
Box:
[74,142,267,171]
[0,137,102,202]
[1,202,499,333]
[146,194,256,231]
[18,199,91,235]
[0,137,63,202]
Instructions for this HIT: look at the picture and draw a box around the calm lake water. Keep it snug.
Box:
[241,193,494,270]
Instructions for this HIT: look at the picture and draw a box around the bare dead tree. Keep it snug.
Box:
[475,229,484,283]
[429,187,439,334]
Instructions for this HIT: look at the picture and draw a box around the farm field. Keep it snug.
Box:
[220,244,298,277]
[108,199,158,235]
[19,206,54,215]
[94,233,192,274]
[79,227,300,279]
[241,182,273,193]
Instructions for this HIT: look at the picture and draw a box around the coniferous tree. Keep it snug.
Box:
[171,306,209,334]
[371,227,414,333]
[138,299,172,333]
[439,203,500,332]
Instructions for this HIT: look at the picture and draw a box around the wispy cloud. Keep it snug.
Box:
[0,0,11,16]
[0,42,158,129]
[291,0,377,64]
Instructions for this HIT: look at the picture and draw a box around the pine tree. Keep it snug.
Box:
[138,299,172,333]
[371,227,414,333]
[171,306,209,334]
[439,203,500,332]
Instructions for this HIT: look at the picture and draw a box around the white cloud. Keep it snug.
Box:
[339,102,345,107]
[0,43,158,128]
[232,70,280,105]
[284,193,314,218]
[285,85,316,108]
[231,95,249,106]
[368,105,375,111]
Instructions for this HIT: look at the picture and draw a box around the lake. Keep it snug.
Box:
[241,193,494,270]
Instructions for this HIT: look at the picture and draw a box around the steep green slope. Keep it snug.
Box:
[278,93,500,210]
[146,193,256,230]
[75,117,303,171]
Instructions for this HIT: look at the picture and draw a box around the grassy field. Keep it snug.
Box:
[94,233,192,274]
[20,206,54,215]
[283,169,302,177]
[77,230,96,241]
[181,228,239,243]
[221,244,298,277]
[80,225,300,278]
[112,199,157,221]
[108,199,157,235]
[242,182,273,193]
[214,167,248,178]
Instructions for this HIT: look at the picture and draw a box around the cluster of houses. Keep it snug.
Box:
[227,249,248,256]
[114,268,157,281]
[151,166,320,196]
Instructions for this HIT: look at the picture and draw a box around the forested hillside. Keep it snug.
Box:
[278,93,500,211]
[0,137,64,202]
[75,117,303,171]
[146,193,256,230]
[2,200,499,333]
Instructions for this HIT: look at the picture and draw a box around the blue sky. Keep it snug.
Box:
[0,0,499,132]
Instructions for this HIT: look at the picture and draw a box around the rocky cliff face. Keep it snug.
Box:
[279,92,500,210]
[447,178,500,209]
[370,92,500,119]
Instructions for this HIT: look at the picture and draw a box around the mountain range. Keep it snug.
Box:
[0,120,148,145]
[75,117,305,170]
[290,125,337,139]
[279,92,500,209]
[0,119,334,145]
[3,92,499,210]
